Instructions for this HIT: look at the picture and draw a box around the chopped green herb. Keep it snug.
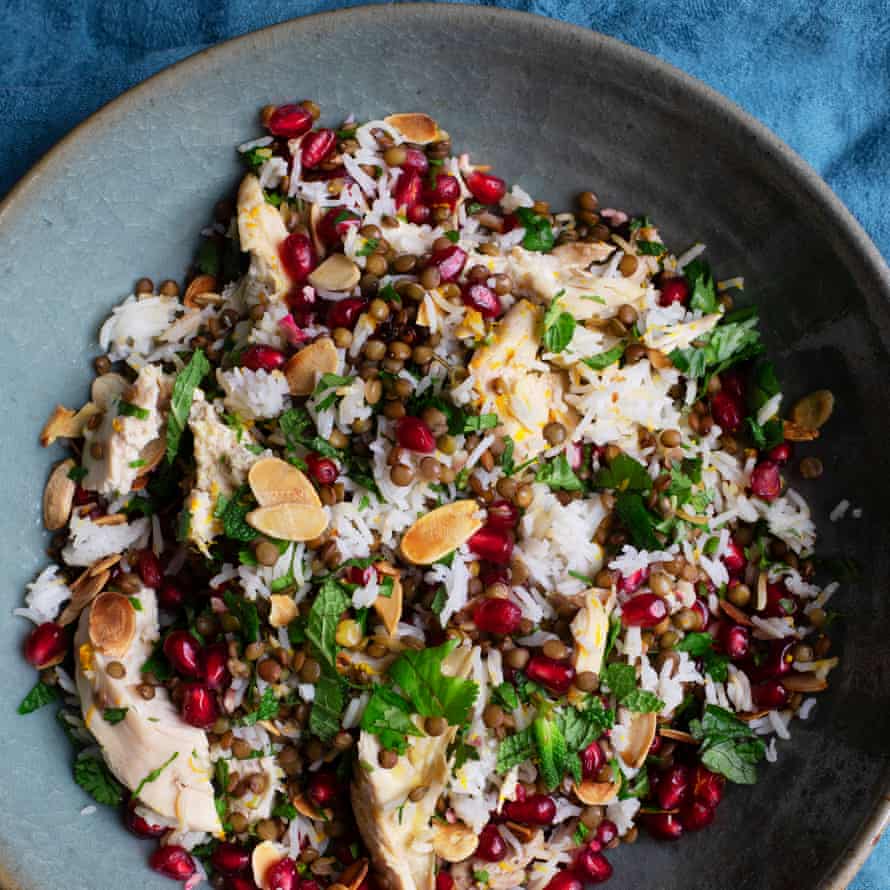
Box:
[541,290,577,354]
[670,316,763,382]
[592,453,652,494]
[67,465,88,483]
[129,596,143,611]
[621,689,664,713]
[582,343,625,371]
[214,484,258,543]
[17,680,58,715]
[74,755,124,806]
[309,670,345,742]
[515,207,555,253]
[133,751,179,798]
[615,491,661,550]
[360,686,423,754]
[443,230,460,243]
[102,707,129,725]
[496,727,536,773]
[356,238,379,257]
[234,687,279,727]
[306,577,351,669]
[684,258,719,314]
[689,704,766,784]
[535,453,582,491]
[463,413,498,433]
[636,240,665,256]
[166,350,210,462]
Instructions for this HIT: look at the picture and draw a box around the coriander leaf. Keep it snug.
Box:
[74,755,124,806]
[306,577,351,669]
[214,484,258,542]
[542,292,576,354]
[592,454,652,493]
[619,768,650,800]
[496,728,535,773]
[556,705,603,754]
[670,316,763,382]
[102,707,129,725]
[689,704,766,785]
[615,491,661,550]
[443,230,460,243]
[515,207,555,253]
[309,670,345,742]
[533,715,568,791]
[67,465,88,483]
[223,590,260,644]
[235,687,279,727]
[141,643,173,681]
[748,358,780,413]
[676,632,714,657]
[636,240,665,256]
[684,258,719,314]
[166,349,210,462]
[462,413,499,433]
[272,796,298,820]
[600,663,637,701]
[582,343,625,372]
[629,215,652,232]
[535,453,582,491]
[747,417,784,450]
[360,686,423,754]
[18,680,58,715]
[133,751,179,798]
[491,682,520,711]
[621,689,664,713]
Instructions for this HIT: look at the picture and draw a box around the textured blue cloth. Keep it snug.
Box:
[0,1,887,886]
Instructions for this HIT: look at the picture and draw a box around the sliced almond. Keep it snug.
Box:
[184,274,219,308]
[88,553,122,577]
[308,254,360,292]
[43,458,76,531]
[135,438,166,478]
[658,727,698,744]
[400,500,483,565]
[719,598,753,627]
[291,792,323,820]
[91,372,129,406]
[372,563,403,636]
[505,821,539,843]
[248,456,321,507]
[432,821,479,862]
[246,503,328,541]
[620,711,657,769]
[783,419,819,442]
[756,571,768,612]
[269,594,299,628]
[59,569,111,626]
[791,389,834,431]
[308,203,327,260]
[284,337,339,396]
[340,859,369,890]
[94,513,127,526]
[251,841,288,890]
[88,592,136,657]
[384,113,440,144]
[39,403,101,446]
[574,779,621,806]
[781,673,829,692]
[738,709,771,722]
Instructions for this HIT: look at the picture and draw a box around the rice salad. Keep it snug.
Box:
[20,102,841,890]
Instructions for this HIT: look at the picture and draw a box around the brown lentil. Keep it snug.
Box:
[575,671,599,692]
[800,456,824,479]
[727,582,752,608]
[543,421,567,446]
[483,703,505,728]
[159,279,180,297]
[134,277,154,295]
[505,647,530,670]
[256,819,279,842]
[106,661,126,679]
[390,464,415,486]
[300,658,322,683]
[542,639,569,660]
[619,254,639,277]
[257,658,282,683]
[232,739,252,760]
[378,749,399,769]
[424,715,448,736]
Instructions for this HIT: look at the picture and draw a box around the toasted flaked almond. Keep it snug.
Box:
[269,594,299,628]
[781,673,829,692]
[183,274,218,308]
[432,821,478,862]
[135,438,166,478]
[43,459,77,531]
[574,779,621,806]
[384,113,440,144]
[308,253,360,292]
[738,709,771,722]
[251,841,288,890]
[372,563,403,636]
[40,403,101,446]
[94,513,127,526]
[505,821,539,844]
[59,569,111,626]
[719,598,753,627]
[756,571,768,612]
[308,203,326,260]
[88,553,122,577]
[791,389,834,431]
[249,456,321,507]
[284,337,339,396]
[400,500,483,565]
[620,711,657,769]
[91,372,129,407]
[289,791,322,820]
[340,858,369,890]
[658,727,698,744]
[88,592,136,657]
[783,419,820,442]
[246,503,328,541]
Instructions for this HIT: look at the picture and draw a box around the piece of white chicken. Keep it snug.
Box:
[237,173,292,302]
[74,585,221,834]
[570,588,613,678]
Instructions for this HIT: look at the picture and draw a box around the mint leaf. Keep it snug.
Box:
[636,240,665,256]
[309,670,345,742]
[235,687,279,727]
[535,453,582,491]
[223,589,260,644]
[307,577,351,670]
[582,343,625,372]
[463,413,499,433]
[360,686,423,754]
[676,632,714,657]
[621,689,664,713]
[542,292,576,354]
[74,755,124,806]
[601,663,637,701]
[214,484,258,542]
[166,349,210,462]
[592,453,652,493]
[670,316,762,382]
[615,491,660,550]
[496,728,535,773]
[515,207,554,253]
[684,258,719,314]
[18,680,58,715]
[689,704,766,785]
[533,715,568,790]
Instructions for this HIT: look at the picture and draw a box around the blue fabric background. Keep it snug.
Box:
[0,1,887,886]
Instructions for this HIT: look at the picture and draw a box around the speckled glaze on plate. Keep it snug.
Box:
[0,6,888,889]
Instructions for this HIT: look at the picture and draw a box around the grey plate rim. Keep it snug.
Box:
[0,4,887,888]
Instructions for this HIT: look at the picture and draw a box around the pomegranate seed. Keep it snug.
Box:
[710,390,744,433]
[768,441,793,464]
[643,812,684,841]
[476,824,507,862]
[581,742,605,779]
[649,734,664,755]
[180,683,218,728]
[568,441,584,471]
[526,656,575,695]
[764,581,798,618]
[466,171,507,204]
[721,624,750,660]
[300,129,336,169]
[395,416,436,453]
[502,794,556,825]
[486,499,519,530]
[318,206,361,245]
[752,679,790,709]
[241,345,287,373]
[720,369,746,401]
[575,847,613,884]
[137,550,163,589]
[748,639,794,682]
[203,642,231,690]
[680,800,715,831]
[657,764,691,810]
[23,622,66,668]
[124,802,165,838]
[543,872,584,890]
[462,282,502,318]
[750,460,782,500]
[692,765,724,808]
[73,484,91,506]
[326,297,366,330]
[436,873,455,890]
[306,453,339,485]
[163,631,204,678]
[400,148,429,175]
[227,879,259,890]
[423,174,460,208]
[407,203,431,224]
[267,104,313,138]
[658,276,689,307]
[308,771,338,806]
[618,567,648,593]
[157,580,185,610]
[149,845,196,881]
[279,232,317,285]
[393,169,423,210]
[265,856,297,890]
[345,565,374,586]
[211,843,250,876]
[468,526,514,565]
[691,597,710,631]
[621,593,668,628]
[594,819,618,847]
[473,597,522,635]
[723,538,746,574]
[427,244,467,282]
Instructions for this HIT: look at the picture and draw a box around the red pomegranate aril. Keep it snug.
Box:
[395,416,436,453]
[474,597,522,635]
[279,232,317,284]
[723,538,746,574]
[401,147,429,175]
[575,847,613,884]
[345,565,374,586]
[768,441,793,464]
[750,460,782,501]
[436,873,455,890]
[643,812,684,841]
[423,174,460,208]
[621,593,668,628]
[722,624,750,660]
[468,526,514,565]
[691,597,710,631]
[753,679,790,709]
[710,390,744,433]
[649,734,664,755]
[308,771,338,806]
[526,655,575,695]
[318,206,361,244]
[265,856,297,890]
[137,549,163,589]
[502,794,556,825]
[125,802,166,838]
[227,879,260,890]
[158,580,185,611]
[692,764,724,809]
[203,642,231,690]
[581,741,605,779]
[306,452,339,485]
[658,276,689,307]
[462,282,502,318]
[73,484,91,505]
[594,819,618,847]
[180,683,218,728]
[150,845,196,881]
[476,824,507,862]
[407,203,431,224]
[749,639,794,682]
[241,345,287,373]
[24,622,66,668]
[543,871,584,890]
[393,169,423,210]
[300,129,336,169]
[764,581,798,618]
[617,567,648,594]
[720,369,746,401]
[486,499,519,530]
[680,800,715,832]
[427,244,467,282]
[657,764,691,811]
[326,297,366,329]
[163,630,204,678]
[466,170,507,204]
[211,843,250,876]
[267,104,313,138]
